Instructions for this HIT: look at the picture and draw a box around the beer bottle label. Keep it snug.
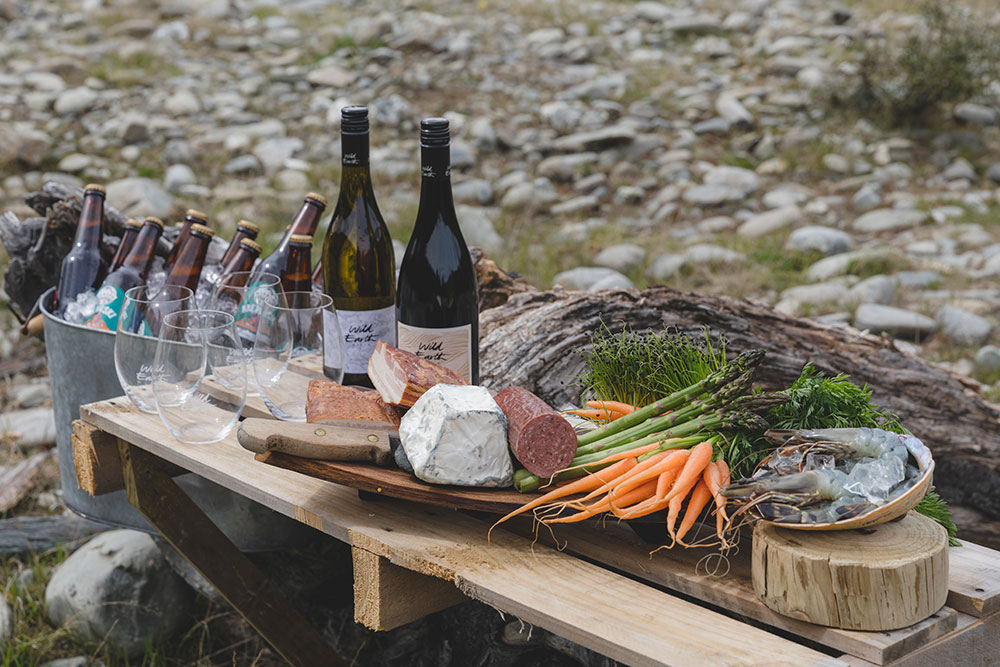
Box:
[397,321,472,383]
[83,285,126,332]
[335,306,396,375]
[233,280,279,343]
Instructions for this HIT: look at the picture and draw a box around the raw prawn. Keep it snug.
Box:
[764,427,910,468]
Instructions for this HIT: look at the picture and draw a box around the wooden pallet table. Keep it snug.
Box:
[73,396,1000,667]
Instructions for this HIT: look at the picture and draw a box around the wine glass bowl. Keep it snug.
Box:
[114,285,193,413]
[153,309,246,444]
[253,291,341,421]
[211,271,282,395]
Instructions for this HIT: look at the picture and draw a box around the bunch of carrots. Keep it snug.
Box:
[567,400,636,422]
[493,440,732,548]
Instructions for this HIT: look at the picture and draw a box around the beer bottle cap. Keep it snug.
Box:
[305,192,327,208]
[84,184,106,195]
[124,219,143,228]
[240,238,262,253]
[289,234,313,245]
[236,220,260,234]
[185,209,209,223]
[190,223,215,237]
[143,216,165,230]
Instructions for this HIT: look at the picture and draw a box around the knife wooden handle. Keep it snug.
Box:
[238,418,394,466]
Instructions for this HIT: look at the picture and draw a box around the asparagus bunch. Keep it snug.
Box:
[515,349,782,492]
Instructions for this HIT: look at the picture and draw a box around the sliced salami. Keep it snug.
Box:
[494,386,576,478]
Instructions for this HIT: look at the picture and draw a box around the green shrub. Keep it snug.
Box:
[842,4,1000,127]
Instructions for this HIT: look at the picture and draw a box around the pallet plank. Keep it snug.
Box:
[947,540,1000,617]
[81,399,844,667]
[541,521,956,665]
[352,546,467,631]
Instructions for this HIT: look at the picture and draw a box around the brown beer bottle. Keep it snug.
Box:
[163,223,214,292]
[219,238,262,282]
[55,184,107,315]
[109,219,142,272]
[220,219,260,266]
[255,193,326,284]
[84,216,164,331]
[162,209,208,274]
[283,234,313,295]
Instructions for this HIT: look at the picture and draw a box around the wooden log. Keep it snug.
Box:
[0,450,53,512]
[351,546,467,631]
[752,513,949,631]
[0,515,110,556]
[477,287,1000,522]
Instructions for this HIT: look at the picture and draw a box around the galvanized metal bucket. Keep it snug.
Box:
[40,287,311,551]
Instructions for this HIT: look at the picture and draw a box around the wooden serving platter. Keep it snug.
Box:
[255,451,535,513]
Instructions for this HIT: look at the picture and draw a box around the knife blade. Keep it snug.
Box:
[238,418,398,466]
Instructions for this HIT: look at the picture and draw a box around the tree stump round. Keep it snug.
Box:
[751,512,948,631]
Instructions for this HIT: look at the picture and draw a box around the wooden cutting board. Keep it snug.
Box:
[255,451,536,513]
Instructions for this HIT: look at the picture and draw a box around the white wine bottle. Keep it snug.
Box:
[321,106,396,387]
[396,118,479,383]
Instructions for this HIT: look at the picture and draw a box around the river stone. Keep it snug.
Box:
[45,530,194,657]
[106,177,174,218]
[682,184,744,206]
[762,186,809,209]
[453,179,493,205]
[550,195,599,216]
[715,93,753,127]
[851,183,881,212]
[548,126,635,153]
[853,304,936,340]
[500,179,558,210]
[852,208,928,233]
[954,102,997,126]
[737,205,800,238]
[844,274,896,307]
[647,253,686,282]
[776,281,849,316]
[40,659,104,667]
[455,205,502,254]
[163,163,196,194]
[936,305,992,346]
[53,87,97,115]
[0,407,56,447]
[536,153,599,182]
[974,345,1000,376]
[703,165,759,196]
[552,267,634,291]
[785,226,853,255]
[593,244,645,273]
[164,89,200,115]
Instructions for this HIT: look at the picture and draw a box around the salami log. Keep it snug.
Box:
[494,386,576,478]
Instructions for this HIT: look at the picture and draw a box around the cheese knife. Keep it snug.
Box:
[238,418,399,466]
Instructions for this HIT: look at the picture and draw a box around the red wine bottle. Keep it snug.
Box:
[396,118,479,383]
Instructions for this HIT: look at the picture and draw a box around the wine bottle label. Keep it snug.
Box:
[397,321,472,383]
[336,306,396,374]
[83,284,125,331]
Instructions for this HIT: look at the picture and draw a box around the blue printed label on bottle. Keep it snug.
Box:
[84,284,126,331]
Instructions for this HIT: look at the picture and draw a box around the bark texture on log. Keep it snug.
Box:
[478,287,1000,520]
[471,247,534,313]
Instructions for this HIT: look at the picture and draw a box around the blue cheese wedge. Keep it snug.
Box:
[399,384,513,487]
